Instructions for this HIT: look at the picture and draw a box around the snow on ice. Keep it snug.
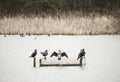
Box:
[0,35,120,82]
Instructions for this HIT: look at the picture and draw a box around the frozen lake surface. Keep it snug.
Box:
[0,35,120,82]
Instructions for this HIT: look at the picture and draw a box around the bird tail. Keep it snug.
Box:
[29,56,31,58]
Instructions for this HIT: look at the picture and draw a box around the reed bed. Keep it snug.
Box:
[0,14,119,35]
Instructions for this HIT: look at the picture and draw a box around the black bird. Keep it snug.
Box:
[50,50,68,60]
[77,49,86,60]
[41,50,48,59]
[29,49,37,58]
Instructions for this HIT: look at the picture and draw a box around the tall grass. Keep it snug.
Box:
[0,13,119,35]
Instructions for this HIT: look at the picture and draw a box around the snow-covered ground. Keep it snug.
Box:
[0,35,120,82]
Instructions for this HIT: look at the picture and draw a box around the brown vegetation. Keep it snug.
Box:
[0,12,119,35]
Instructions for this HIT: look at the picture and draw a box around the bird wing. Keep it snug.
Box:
[50,52,58,57]
[61,52,68,58]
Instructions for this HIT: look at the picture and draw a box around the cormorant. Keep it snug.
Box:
[77,49,86,60]
[41,50,48,59]
[50,50,68,60]
[29,49,37,58]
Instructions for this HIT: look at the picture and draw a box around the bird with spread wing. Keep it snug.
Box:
[50,50,68,60]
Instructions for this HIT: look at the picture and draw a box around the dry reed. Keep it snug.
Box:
[0,14,119,35]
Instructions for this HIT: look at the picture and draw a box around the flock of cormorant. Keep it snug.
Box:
[29,49,86,60]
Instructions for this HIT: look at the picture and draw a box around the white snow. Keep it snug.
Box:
[0,35,120,82]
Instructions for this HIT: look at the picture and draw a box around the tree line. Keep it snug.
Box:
[0,0,120,16]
